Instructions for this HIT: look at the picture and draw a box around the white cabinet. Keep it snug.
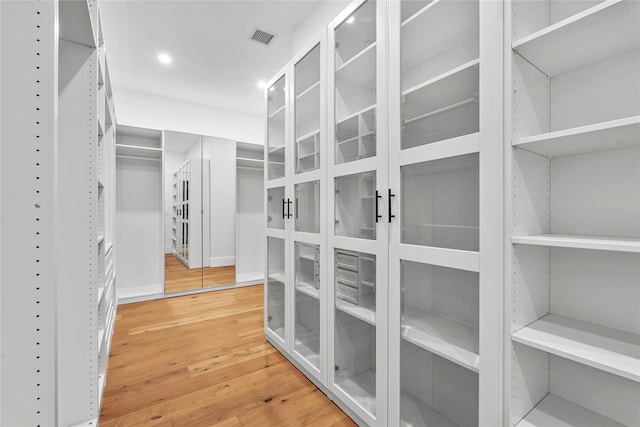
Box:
[264,31,328,387]
[507,1,640,426]
[264,0,637,425]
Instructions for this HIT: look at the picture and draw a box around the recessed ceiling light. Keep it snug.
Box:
[257,81,268,89]
[157,53,172,65]
[346,16,355,24]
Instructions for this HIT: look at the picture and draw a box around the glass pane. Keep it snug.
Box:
[294,242,320,369]
[335,0,377,164]
[334,249,377,416]
[400,0,479,149]
[401,153,479,251]
[401,341,478,426]
[267,237,285,340]
[295,44,321,174]
[401,260,479,367]
[267,186,285,230]
[268,76,286,180]
[335,171,376,239]
[295,180,320,233]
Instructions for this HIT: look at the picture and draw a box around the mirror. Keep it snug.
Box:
[163,130,236,293]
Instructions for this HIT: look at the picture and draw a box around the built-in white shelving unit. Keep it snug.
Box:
[508,1,640,426]
[264,0,504,425]
[1,0,118,424]
[264,28,328,391]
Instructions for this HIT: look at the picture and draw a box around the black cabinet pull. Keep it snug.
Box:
[388,189,396,223]
[375,190,382,223]
[282,198,286,219]
[287,198,293,219]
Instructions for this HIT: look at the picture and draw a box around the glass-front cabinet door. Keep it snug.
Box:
[291,34,326,381]
[265,69,291,349]
[328,1,388,424]
[266,236,286,341]
[388,0,489,426]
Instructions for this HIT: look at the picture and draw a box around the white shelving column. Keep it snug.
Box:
[506,1,640,426]
[1,1,117,424]
[387,0,504,425]
[1,2,60,424]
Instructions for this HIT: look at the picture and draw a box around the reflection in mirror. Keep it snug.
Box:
[163,131,238,294]
[164,131,205,292]
[201,136,237,289]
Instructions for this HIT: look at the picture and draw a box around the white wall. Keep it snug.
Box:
[203,136,237,267]
[114,87,263,144]
[236,166,265,282]
[292,0,351,53]
[116,157,163,296]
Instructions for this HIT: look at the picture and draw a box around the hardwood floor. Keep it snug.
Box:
[100,285,356,427]
[165,254,236,294]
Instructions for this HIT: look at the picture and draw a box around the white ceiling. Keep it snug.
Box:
[99,1,322,116]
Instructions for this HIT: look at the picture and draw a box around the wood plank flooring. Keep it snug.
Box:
[165,254,236,294]
[100,285,356,427]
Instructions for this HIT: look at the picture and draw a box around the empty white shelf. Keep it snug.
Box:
[294,338,320,369]
[403,59,479,98]
[516,394,624,427]
[513,116,640,157]
[97,328,105,352]
[336,370,376,416]
[401,0,478,72]
[402,61,479,125]
[402,307,479,372]
[401,391,457,427]
[512,0,640,76]
[296,281,320,300]
[512,314,640,382]
[337,104,376,128]
[236,157,264,169]
[512,234,640,253]
[98,373,106,406]
[115,144,162,160]
[296,129,319,143]
[295,81,320,123]
[336,42,376,89]
[336,293,376,326]
[268,104,285,120]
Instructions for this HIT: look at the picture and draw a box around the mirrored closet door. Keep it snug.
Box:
[163,130,237,293]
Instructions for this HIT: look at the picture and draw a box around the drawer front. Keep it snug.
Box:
[336,251,358,271]
[336,282,359,305]
[336,268,358,287]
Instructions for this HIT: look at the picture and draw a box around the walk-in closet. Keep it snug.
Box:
[0,0,637,425]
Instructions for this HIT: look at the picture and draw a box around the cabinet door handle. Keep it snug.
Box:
[388,189,396,223]
[287,198,293,219]
[282,198,286,219]
[375,190,382,223]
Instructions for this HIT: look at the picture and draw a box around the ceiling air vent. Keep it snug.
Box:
[250,28,275,46]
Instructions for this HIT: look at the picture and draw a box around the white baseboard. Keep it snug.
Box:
[236,271,264,283]
[164,247,173,254]
[117,284,164,305]
[209,256,236,267]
